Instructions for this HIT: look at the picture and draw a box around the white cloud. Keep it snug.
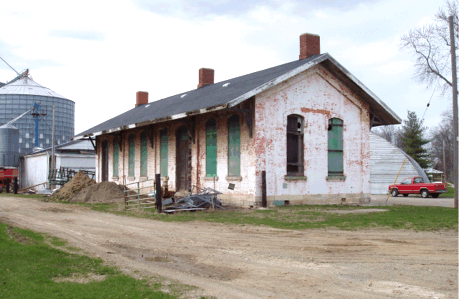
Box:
[373,60,413,76]
[0,0,449,133]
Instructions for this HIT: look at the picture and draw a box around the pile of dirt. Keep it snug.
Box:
[50,171,96,201]
[69,181,125,204]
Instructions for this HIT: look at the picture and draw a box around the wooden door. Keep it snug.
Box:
[176,126,191,192]
[101,140,108,182]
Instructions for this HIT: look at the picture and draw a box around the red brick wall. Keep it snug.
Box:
[299,33,320,60]
[197,68,214,88]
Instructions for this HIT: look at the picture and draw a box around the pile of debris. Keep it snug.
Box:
[47,173,225,210]
[49,167,96,187]
[69,181,125,204]
[49,172,125,204]
[50,171,96,201]
[163,186,224,213]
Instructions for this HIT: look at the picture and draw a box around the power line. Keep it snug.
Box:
[420,84,438,124]
[0,56,20,76]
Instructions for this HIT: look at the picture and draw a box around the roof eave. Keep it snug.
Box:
[74,53,401,139]
[73,103,228,140]
[322,55,402,125]
[229,53,400,125]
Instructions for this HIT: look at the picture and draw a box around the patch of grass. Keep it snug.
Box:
[49,236,67,247]
[0,222,176,299]
[87,204,458,231]
[65,246,82,252]
[0,193,47,199]
[440,185,455,198]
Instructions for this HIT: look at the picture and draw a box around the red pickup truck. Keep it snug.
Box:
[388,177,447,198]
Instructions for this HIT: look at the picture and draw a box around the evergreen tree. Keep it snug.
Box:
[399,111,431,169]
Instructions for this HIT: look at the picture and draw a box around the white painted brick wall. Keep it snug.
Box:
[95,64,371,206]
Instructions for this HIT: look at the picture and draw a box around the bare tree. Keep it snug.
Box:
[429,108,454,181]
[371,125,401,146]
[401,0,458,96]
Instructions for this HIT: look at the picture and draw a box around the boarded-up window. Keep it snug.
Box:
[113,138,119,177]
[287,114,304,175]
[160,129,168,177]
[128,134,135,177]
[140,132,148,177]
[328,118,343,176]
[228,114,240,176]
[206,119,217,177]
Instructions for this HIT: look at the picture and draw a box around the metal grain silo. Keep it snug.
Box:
[0,73,75,155]
[0,123,20,167]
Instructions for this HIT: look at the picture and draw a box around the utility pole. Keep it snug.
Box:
[449,16,458,208]
[51,105,55,172]
[443,139,446,183]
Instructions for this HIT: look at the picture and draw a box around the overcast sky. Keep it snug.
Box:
[0,0,453,135]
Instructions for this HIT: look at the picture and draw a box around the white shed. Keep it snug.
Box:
[19,140,95,191]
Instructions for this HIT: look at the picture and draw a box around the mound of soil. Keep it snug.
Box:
[69,181,125,204]
[50,171,96,201]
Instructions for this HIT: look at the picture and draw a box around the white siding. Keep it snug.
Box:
[21,153,49,191]
[55,154,96,172]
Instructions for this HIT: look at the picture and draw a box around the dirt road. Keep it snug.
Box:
[0,197,458,298]
[371,194,456,208]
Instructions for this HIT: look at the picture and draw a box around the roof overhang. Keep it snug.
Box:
[320,55,401,126]
[74,54,400,140]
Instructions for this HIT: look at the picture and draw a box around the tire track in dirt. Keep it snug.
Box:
[0,196,458,298]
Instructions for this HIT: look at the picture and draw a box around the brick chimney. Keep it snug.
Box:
[197,68,214,88]
[299,33,320,60]
[136,91,148,107]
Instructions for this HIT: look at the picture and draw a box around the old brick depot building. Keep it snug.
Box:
[75,33,401,206]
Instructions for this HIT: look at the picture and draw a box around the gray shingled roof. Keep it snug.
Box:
[75,54,400,139]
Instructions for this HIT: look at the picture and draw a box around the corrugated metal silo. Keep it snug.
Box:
[0,123,20,167]
[0,75,75,155]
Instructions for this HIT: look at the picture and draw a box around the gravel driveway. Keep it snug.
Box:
[0,196,458,298]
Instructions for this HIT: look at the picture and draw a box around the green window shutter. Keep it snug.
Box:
[160,129,168,177]
[328,118,343,175]
[128,134,135,177]
[228,115,240,176]
[140,132,148,177]
[113,139,119,177]
[205,119,217,177]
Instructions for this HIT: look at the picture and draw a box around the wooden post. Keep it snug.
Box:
[137,182,140,209]
[443,140,446,183]
[386,159,406,205]
[262,171,267,207]
[123,185,127,209]
[156,174,162,213]
[13,177,18,194]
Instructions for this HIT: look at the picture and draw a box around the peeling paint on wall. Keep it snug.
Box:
[95,64,371,206]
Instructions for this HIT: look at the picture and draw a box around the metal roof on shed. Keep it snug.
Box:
[0,77,68,99]
[75,53,401,139]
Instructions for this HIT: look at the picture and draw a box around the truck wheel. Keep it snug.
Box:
[431,194,440,198]
[391,189,399,197]
[421,189,430,198]
[403,194,409,197]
